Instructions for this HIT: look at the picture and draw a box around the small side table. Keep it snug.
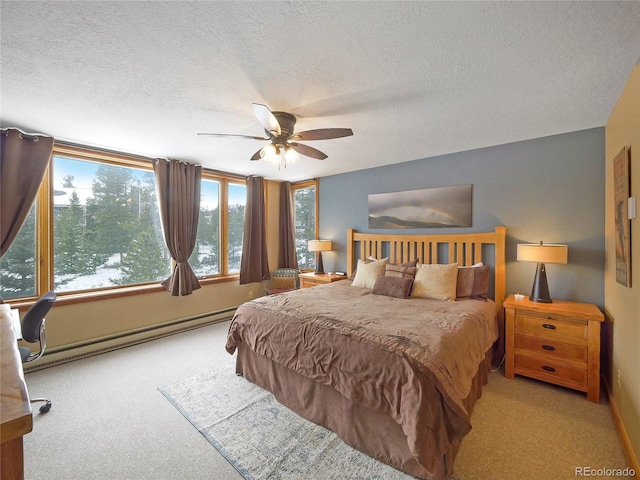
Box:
[299,272,347,288]
[504,294,604,403]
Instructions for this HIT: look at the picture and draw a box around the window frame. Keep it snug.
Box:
[7,144,245,308]
[290,179,319,272]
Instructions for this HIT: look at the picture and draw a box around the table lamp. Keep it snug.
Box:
[308,240,332,274]
[517,241,568,303]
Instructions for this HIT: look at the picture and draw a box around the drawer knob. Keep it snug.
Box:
[542,323,556,330]
[542,345,556,351]
[542,365,556,373]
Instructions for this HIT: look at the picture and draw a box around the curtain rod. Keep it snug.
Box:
[2,129,246,180]
[1,127,52,141]
[54,139,157,162]
[54,139,246,180]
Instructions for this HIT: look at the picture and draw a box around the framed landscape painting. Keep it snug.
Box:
[613,146,631,287]
[368,184,472,229]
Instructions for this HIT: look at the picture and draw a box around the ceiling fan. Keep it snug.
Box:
[198,103,353,165]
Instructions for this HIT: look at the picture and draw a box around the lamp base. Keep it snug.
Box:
[530,263,552,303]
[314,252,325,275]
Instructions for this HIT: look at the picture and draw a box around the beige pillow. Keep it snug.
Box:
[351,259,380,289]
[368,256,389,276]
[412,263,459,301]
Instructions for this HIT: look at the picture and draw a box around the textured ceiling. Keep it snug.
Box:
[2,1,640,181]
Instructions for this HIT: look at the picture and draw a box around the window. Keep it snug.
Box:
[191,178,221,276]
[1,144,246,301]
[291,181,318,270]
[53,155,171,292]
[190,176,246,278]
[227,182,246,273]
[0,205,37,300]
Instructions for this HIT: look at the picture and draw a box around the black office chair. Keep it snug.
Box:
[19,290,56,413]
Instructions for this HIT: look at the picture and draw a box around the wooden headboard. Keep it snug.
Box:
[346,226,507,309]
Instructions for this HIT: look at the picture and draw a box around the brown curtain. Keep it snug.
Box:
[239,176,270,284]
[153,158,202,296]
[1,128,54,256]
[278,181,298,269]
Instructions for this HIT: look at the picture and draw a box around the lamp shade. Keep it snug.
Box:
[517,241,568,303]
[308,240,332,252]
[517,243,568,264]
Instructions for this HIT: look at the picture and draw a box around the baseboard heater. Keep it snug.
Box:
[24,306,237,373]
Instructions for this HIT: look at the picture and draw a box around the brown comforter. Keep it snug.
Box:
[226,280,498,476]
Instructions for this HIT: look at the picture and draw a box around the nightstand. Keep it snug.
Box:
[299,272,347,288]
[504,294,604,402]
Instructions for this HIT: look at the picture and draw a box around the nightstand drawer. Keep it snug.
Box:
[299,273,347,289]
[515,313,587,343]
[515,353,587,390]
[300,278,319,288]
[504,295,604,402]
[514,334,588,363]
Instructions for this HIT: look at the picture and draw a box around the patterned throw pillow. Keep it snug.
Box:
[385,264,417,280]
[456,264,489,300]
[271,277,296,290]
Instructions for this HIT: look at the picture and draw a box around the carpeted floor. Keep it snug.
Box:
[454,372,631,480]
[23,320,631,480]
[160,357,632,480]
[159,361,412,480]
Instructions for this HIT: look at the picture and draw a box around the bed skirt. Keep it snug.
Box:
[235,343,492,480]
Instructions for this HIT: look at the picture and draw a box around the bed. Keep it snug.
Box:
[226,227,506,479]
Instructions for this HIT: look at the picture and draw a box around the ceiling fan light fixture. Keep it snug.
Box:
[260,143,279,163]
[284,146,299,165]
[200,103,352,166]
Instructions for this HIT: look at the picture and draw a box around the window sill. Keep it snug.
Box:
[7,275,240,310]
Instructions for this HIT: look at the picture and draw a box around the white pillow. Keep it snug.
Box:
[351,259,380,289]
[412,263,459,301]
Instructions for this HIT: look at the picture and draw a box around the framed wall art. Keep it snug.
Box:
[368,184,472,229]
[613,146,631,287]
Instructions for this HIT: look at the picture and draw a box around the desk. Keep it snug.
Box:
[1,305,22,339]
[1,307,32,480]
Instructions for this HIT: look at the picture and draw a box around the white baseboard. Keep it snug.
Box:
[24,307,236,373]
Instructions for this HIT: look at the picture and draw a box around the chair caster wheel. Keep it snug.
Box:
[39,402,52,413]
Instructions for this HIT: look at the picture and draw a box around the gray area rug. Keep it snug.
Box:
[159,360,414,480]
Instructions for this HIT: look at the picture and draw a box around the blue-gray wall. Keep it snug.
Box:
[319,127,605,307]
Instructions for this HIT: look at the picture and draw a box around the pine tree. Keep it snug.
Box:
[0,206,37,299]
[227,203,245,271]
[191,206,219,274]
[294,187,316,269]
[54,190,90,278]
[115,204,169,285]
[89,164,136,260]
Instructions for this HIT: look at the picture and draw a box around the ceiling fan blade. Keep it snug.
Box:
[252,103,281,137]
[292,128,353,141]
[250,148,263,161]
[289,142,328,160]
[197,133,270,140]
